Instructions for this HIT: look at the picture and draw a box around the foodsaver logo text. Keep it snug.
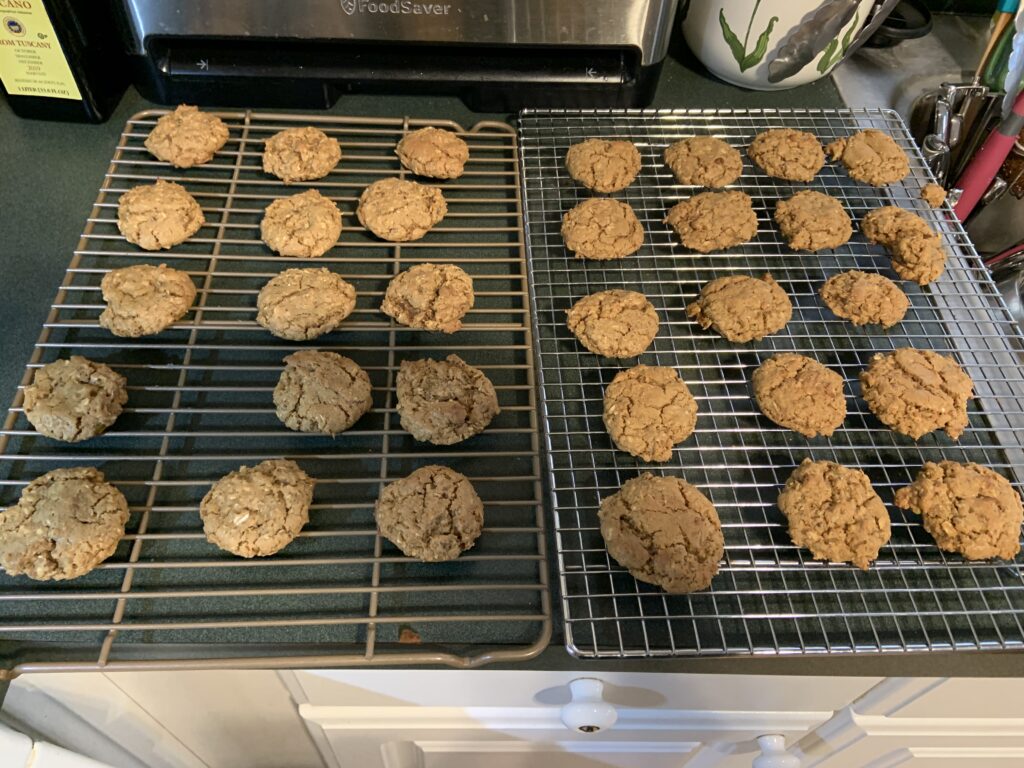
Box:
[340,0,451,16]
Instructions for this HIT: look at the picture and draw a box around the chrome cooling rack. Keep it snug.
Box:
[0,110,550,675]
[519,108,1024,658]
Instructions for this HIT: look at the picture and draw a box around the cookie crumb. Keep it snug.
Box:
[920,183,946,208]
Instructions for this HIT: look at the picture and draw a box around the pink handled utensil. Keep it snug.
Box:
[954,88,1024,220]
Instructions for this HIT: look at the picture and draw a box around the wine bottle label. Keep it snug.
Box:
[0,0,82,100]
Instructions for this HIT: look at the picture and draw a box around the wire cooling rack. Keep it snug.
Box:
[0,110,550,675]
[519,108,1024,658]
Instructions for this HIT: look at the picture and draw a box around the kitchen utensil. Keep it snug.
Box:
[861,0,932,48]
[974,0,1019,82]
[948,92,1003,183]
[519,107,1024,660]
[953,88,1024,219]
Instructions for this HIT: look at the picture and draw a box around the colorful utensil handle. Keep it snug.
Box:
[953,89,1024,220]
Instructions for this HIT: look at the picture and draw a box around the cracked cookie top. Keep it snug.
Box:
[23,356,127,443]
[664,136,742,187]
[561,197,644,260]
[273,350,373,435]
[260,189,342,258]
[687,273,791,343]
[396,355,500,445]
[748,128,824,182]
[396,126,469,179]
[820,270,909,329]
[826,129,909,186]
[145,105,230,169]
[566,289,659,358]
[664,190,757,253]
[753,353,846,438]
[117,179,205,251]
[603,365,698,462]
[862,206,946,285]
[99,264,197,338]
[262,126,341,183]
[565,138,642,193]
[774,190,852,252]
[357,177,447,242]
[256,268,356,341]
[380,263,474,333]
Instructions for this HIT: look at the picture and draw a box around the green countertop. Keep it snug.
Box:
[2,39,1021,677]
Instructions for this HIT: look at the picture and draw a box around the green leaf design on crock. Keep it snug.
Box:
[816,11,860,75]
[744,16,779,71]
[719,1,779,73]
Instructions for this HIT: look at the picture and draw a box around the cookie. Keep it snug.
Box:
[687,274,792,343]
[598,472,723,593]
[262,126,341,183]
[396,355,500,445]
[826,129,910,186]
[200,459,313,558]
[664,136,742,187]
[357,177,447,242]
[747,128,824,182]
[395,126,469,179]
[23,357,127,442]
[260,189,342,258]
[375,465,483,562]
[753,353,846,438]
[664,190,757,253]
[99,264,197,337]
[256,268,356,341]
[603,365,698,462]
[380,263,473,333]
[273,350,373,435]
[862,206,946,285]
[778,459,891,570]
[0,467,128,580]
[921,183,947,208]
[820,270,909,328]
[774,190,852,252]
[117,179,204,251]
[145,105,230,169]
[859,348,974,440]
[565,138,642,193]
[894,461,1023,561]
[561,198,644,260]
[566,289,659,358]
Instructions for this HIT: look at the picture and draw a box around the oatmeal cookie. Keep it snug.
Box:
[687,274,792,343]
[895,461,1023,561]
[747,128,825,182]
[23,357,127,442]
[566,289,659,358]
[859,348,974,440]
[262,126,341,183]
[664,136,742,187]
[561,198,644,260]
[774,190,852,252]
[753,353,846,438]
[778,459,891,569]
[145,105,229,168]
[820,271,909,328]
[396,355,499,445]
[862,206,947,285]
[603,365,698,462]
[664,190,757,253]
[826,129,910,185]
[200,459,313,558]
[395,126,469,179]
[99,264,197,337]
[0,467,129,580]
[921,183,947,208]
[256,268,356,341]
[117,179,204,251]
[565,138,642,193]
[599,472,723,593]
[260,189,342,258]
[380,263,473,333]
[357,177,447,242]
[375,465,483,562]
[273,350,373,435]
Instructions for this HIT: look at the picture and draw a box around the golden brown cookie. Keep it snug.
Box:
[117,180,204,251]
[862,206,946,285]
[396,355,500,445]
[380,263,474,333]
[561,198,644,260]
[599,472,723,593]
[566,290,659,358]
[774,190,852,252]
[687,274,792,343]
[395,126,469,179]
[778,459,890,570]
[664,190,757,253]
[859,348,974,440]
[603,365,698,462]
[357,177,447,242]
[23,357,127,442]
[664,136,742,187]
[99,264,197,337]
[200,459,313,558]
[826,129,910,186]
[747,128,825,182]
[921,183,947,208]
[262,126,341,183]
[894,461,1022,561]
[256,268,356,341]
[0,467,129,580]
[753,353,846,438]
[260,189,342,258]
[145,105,230,169]
[375,465,483,562]
[565,138,642,193]
[820,271,909,328]
[273,350,373,435]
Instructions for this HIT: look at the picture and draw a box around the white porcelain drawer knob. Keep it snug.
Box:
[561,678,617,734]
[753,734,800,768]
